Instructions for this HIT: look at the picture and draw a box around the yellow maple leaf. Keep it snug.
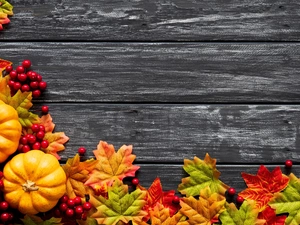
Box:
[85,141,140,187]
[150,203,186,225]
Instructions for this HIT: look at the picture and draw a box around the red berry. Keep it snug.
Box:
[0,171,3,179]
[172,195,180,204]
[60,195,69,203]
[36,131,45,139]
[227,187,236,196]
[39,125,45,132]
[81,212,88,221]
[5,65,13,73]
[27,135,36,144]
[8,80,15,88]
[0,201,9,211]
[32,142,41,150]
[28,71,37,81]
[83,202,92,211]
[74,196,82,205]
[16,66,25,74]
[41,105,49,114]
[39,81,47,90]
[36,74,43,82]
[0,212,9,222]
[285,159,293,168]
[30,81,39,89]
[32,89,41,98]
[67,199,75,208]
[31,124,40,133]
[0,180,4,189]
[22,60,31,68]
[41,140,49,149]
[8,213,13,221]
[132,178,139,186]
[17,73,27,82]
[78,147,86,155]
[13,82,21,91]
[53,208,61,217]
[20,136,28,145]
[75,205,83,215]
[65,208,74,217]
[236,195,244,204]
[9,70,17,80]
[21,84,30,92]
[22,145,31,153]
[59,203,68,212]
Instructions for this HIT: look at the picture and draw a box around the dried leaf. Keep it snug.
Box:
[62,154,98,198]
[90,179,147,225]
[239,165,289,211]
[85,141,140,187]
[258,206,287,225]
[40,114,55,133]
[269,173,300,225]
[150,203,186,225]
[219,200,266,225]
[0,58,12,72]
[178,153,229,197]
[178,186,225,225]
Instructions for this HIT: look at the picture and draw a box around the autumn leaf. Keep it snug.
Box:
[0,58,11,72]
[175,186,225,225]
[0,75,10,102]
[219,200,266,225]
[269,173,300,225]
[178,153,229,197]
[150,203,186,225]
[85,141,140,187]
[90,179,147,225]
[62,154,98,198]
[258,206,286,225]
[21,215,62,225]
[0,0,13,16]
[239,165,289,211]
[39,114,69,159]
[76,217,98,225]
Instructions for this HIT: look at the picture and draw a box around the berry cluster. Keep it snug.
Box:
[5,60,47,98]
[18,124,49,153]
[0,173,13,223]
[54,195,92,221]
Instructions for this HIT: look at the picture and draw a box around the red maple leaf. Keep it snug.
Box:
[239,165,289,211]
[258,206,287,225]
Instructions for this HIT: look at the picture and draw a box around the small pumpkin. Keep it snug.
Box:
[3,150,67,214]
[0,100,22,163]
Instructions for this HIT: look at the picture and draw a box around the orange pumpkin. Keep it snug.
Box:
[0,100,21,163]
[3,150,67,214]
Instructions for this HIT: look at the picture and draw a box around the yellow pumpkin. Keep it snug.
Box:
[3,150,67,214]
[0,100,22,163]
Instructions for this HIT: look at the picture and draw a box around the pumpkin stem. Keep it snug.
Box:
[22,180,39,192]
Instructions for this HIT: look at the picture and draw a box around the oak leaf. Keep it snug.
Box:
[239,165,289,211]
[62,154,98,198]
[258,206,286,225]
[150,203,186,225]
[177,186,225,225]
[219,200,266,225]
[0,58,11,72]
[85,141,140,187]
[178,153,229,197]
[90,179,147,225]
[269,173,300,225]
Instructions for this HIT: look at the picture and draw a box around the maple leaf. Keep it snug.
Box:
[62,154,98,198]
[0,12,10,31]
[0,75,10,102]
[138,178,181,222]
[0,58,12,72]
[0,0,13,16]
[90,179,147,225]
[176,186,225,225]
[85,141,140,187]
[219,200,266,225]
[21,215,62,225]
[178,153,229,197]
[258,206,287,225]
[239,165,289,211]
[269,173,300,225]
[40,114,69,159]
[150,203,186,225]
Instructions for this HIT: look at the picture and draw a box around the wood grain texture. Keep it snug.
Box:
[40,103,300,163]
[1,0,300,41]
[3,42,300,103]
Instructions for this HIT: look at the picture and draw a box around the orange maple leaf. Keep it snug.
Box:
[239,165,289,211]
[150,203,186,225]
[85,141,140,187]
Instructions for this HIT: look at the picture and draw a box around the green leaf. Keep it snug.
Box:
[0,0,13,16]
[21,215,62,225]
[90,179,147,225]
[219,200,266,225]
[269,173,300,225]
[178,153,229,197]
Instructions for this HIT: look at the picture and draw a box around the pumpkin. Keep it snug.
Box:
[0,100,21,163]
[3,150,67,214]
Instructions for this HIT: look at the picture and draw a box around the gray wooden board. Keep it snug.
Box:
[38,103,300,164]
[3,42,300,103]
[2,0,300,41]
[131,164,295,193]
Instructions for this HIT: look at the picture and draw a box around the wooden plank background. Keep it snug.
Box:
[2,0,300,194]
